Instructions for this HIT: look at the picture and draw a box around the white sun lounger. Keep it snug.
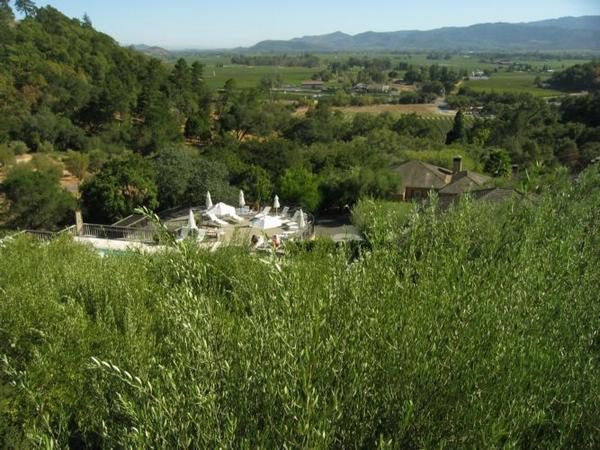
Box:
[206,212,228,227]
[224,213,244,223]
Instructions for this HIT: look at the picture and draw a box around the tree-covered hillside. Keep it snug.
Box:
[0,2,210,153]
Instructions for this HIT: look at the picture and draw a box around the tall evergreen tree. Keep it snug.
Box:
[446,110,468,145]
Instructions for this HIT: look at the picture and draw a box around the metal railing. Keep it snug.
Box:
[78,223,158,243]
[24,230,57,241]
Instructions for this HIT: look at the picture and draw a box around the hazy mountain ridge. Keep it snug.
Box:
[247,16,600,52]
[133,44,172,57]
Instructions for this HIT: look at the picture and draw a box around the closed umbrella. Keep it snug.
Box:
[239,190,246,208]
[298,209,306,229]
[205,191,213,209]
[273,195,280,215]
[188,209,198,231]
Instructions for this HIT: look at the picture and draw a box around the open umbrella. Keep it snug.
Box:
[239,190,246,208]
[205,191,213,209]
[273,195,280,215]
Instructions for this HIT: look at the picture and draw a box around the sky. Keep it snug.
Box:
[35,0,600,49]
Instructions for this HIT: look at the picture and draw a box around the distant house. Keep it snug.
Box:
[353,83,390,93]
[393,157,491,201]
[469,70,489,80]
[301,80,325,90]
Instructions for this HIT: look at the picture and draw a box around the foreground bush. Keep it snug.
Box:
[1,166,599,448]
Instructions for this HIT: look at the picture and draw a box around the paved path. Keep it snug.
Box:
[314,215,363,242]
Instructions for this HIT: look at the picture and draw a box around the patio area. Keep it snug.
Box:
[163,193,314,250]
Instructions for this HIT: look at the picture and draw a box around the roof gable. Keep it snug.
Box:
[440,171,491,194]
[394,160,452,190]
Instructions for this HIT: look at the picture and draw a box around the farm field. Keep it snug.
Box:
[294,103,454,117]
[175,52,592,92]
[464,72,565,96]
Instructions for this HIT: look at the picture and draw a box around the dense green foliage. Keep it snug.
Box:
[549,60,600,92]
[1,166,599,447]
[80,153,158,223]
[0,164,76,229]
[0,4,210,153]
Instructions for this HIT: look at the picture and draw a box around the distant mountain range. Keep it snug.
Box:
[132,44,172,57]
[246,16,600,52]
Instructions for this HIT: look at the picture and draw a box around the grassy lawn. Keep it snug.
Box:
[463,72,564,96]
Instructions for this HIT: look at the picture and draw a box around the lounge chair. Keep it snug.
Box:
[278,206,290,218]
[254,206,271,218]
[236,206,250,216]
[285,222,299,231]
[205,212,228,227]
[224,213,244,224]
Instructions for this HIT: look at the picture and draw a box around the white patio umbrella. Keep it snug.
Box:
[239,190,246,208]
[273,195,280,215]
[208,202,237,218]
[251,215,283,230]
[205,191,213,209]
[298,209,306,229]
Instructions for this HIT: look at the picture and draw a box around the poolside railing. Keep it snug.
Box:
[78,223,158,243]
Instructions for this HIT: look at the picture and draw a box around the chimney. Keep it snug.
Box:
[452,156,463,174]
[511,164,519,180]
[75,210,83,236]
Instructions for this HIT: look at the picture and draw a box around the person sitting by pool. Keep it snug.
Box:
[251,234,264,249]
[272,234,281,250]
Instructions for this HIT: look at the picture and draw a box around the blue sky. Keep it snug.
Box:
[34,0,600,49]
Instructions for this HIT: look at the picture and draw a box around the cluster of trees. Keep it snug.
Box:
[549,60,600,92]
[231,53,320,68]
[445,88,600,169]
[0,155,77,230]
[404,64,467,92]
[329,56,393,73]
